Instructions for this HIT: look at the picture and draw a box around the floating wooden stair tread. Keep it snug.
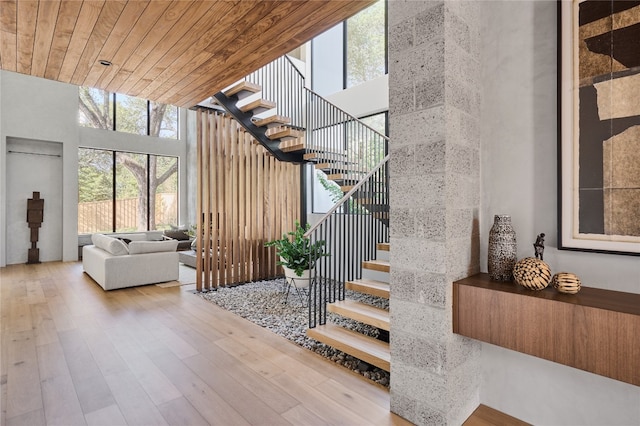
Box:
[306,323,390,371]
[280,141,306,153]
[223,80,261,99]
[239,98,276,114]
[315,163,367,173]
[267,127,303,141]
[377,243,390,251]
[346,279,390,299]
[328,300,390,331]
[253,115,291,128]
[363,259,390,273]
[326,172,364,181]
[463,404,530,426]
[303,151,349,161]
[340,185,355,192]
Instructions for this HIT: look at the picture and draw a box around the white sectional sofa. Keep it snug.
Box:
[82,233,179,290]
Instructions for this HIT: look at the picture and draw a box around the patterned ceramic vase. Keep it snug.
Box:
[488,215,517,281]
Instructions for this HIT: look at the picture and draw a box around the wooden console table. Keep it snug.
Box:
[453,273,640,386]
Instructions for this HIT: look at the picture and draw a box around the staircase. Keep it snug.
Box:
[211,56,388,195]
[307,242,390,371]
[211,54,391,376]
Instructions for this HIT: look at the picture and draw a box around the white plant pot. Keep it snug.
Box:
[281,265,313,288]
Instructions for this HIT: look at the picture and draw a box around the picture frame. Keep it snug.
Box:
[558,0,640,255]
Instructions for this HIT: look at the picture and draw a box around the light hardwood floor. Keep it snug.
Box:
[0,261,413,426]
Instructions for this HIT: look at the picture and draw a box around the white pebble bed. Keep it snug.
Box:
[198,278,390,387]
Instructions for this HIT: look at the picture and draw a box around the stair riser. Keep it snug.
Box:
[306,329,390,371]
[362,268,389,282]
[376,249,389,262]
[327,305,390,331]
[346,282,390,299]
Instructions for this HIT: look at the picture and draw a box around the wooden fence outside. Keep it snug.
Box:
[195,109,300,291]
[78,193,177,233]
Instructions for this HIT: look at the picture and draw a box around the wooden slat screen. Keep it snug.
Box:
[195,109,300,291]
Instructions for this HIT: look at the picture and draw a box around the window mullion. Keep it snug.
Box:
[112,151,116,232]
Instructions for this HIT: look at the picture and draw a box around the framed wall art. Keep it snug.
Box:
[558,0,640,255]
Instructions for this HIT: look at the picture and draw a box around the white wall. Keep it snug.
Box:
[325,74,389,119]
[0,70,189,267]
[479,2,640,424]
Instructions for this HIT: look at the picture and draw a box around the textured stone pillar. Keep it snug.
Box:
[388,1,482,424]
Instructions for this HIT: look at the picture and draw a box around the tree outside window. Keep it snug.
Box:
[78,88,179,232]
[78,148,178,233]
[346,0,386,88]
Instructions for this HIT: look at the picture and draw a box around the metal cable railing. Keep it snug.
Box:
[305,155,389,328]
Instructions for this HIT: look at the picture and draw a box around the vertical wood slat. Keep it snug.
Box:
[202,110,211,291]
[195,111,203,291]
[210,113,219,290]
[194,109,300,286]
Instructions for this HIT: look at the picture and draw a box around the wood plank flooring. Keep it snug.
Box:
[0,262,412,426]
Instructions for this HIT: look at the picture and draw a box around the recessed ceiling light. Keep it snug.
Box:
[98,60,112,66]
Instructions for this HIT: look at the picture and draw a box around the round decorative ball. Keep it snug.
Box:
[512,257,551,290]
[551,272,581,294]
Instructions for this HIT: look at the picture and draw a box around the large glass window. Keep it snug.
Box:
[77,149,114,234]
[115,94,147,135]
[346,0,386,87]
[79,87,113,130]
[150,101,178,138]
[115,152,148,231]
[78,87,179,139]
[78,148,179,233]
[311,0,387,95]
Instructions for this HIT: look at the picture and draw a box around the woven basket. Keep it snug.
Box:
[512,257,551,290]
[551,272,581,294]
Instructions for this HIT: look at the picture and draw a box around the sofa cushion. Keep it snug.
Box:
[91,233,129,256]
[112,233,147,242]
[164,229,190,241]
[128,240,178,254]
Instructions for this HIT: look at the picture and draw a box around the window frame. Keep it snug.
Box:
[78,147,179,234]
[311,0,387,94]
[79,88,179,139]
[343,0,388,89]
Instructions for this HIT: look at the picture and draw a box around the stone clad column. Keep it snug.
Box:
[388,1,482,424]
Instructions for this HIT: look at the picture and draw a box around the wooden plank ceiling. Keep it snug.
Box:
[0,0,375,108]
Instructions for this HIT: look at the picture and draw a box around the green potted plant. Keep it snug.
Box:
[264,221,328,281]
